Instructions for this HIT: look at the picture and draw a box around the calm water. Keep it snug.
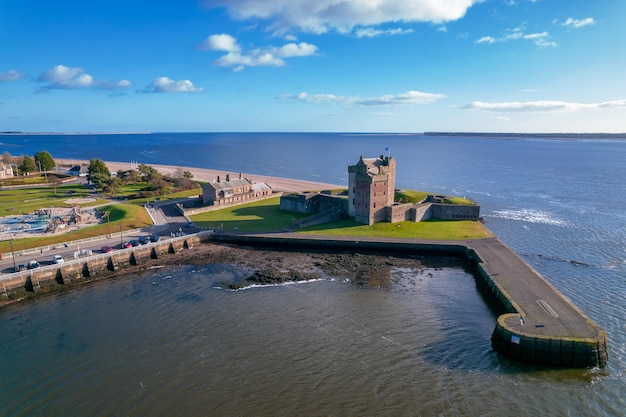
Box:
[1,133,625,416]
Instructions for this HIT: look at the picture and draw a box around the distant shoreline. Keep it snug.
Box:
[2,131,625,139]
[424,132,626,139]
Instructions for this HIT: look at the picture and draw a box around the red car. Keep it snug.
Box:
[101,245,113,253]
[121,242,132,249]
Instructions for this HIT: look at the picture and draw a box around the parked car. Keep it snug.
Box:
[27,260,40,269]
[52,255,64,264]
[101,245,113,253]
[129,239,140,247]
[138,236,148,245]
[150,234,161,242]
[121,241,133,249]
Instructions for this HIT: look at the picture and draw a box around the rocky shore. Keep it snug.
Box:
[107,240,465,290]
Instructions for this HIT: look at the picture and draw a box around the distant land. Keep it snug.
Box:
[0,131,151,135]
[1,131,625,139]
[424,132,626,139]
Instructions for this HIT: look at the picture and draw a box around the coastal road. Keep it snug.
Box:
[0,198,200,274]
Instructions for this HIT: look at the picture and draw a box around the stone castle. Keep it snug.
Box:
[348,155,396,224]
[280,154,480,227]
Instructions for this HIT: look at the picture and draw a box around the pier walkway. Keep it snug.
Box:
[212,233,608,368]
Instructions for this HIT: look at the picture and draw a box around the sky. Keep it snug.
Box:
[1,0,625,133]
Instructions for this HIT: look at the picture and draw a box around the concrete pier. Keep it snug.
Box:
[210,233,608,368]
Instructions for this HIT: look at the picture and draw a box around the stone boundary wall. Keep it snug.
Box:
[279,193,319,214]
[280,193,348,215]
[430,204,480,221]
[0,233,209,302]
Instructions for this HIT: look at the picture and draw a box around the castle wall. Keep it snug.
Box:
[430,204,480,220]
[279,193,319,214]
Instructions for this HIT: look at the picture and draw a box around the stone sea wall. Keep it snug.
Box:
[0,233,206,302]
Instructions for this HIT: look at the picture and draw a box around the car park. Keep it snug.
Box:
[52,255,64,264]
[101,245,113,253]
[27,260,40,269]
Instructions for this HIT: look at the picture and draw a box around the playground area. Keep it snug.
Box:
[0,197,101,239]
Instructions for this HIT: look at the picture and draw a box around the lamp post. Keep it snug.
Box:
[119,223,123,248]
[104,211,111,239]
[9,238,17,273]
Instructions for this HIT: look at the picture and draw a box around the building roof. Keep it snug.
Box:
[251,182,272,192]
[205,177,252,191]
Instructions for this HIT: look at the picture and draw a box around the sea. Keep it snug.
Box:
[0,132,625,417]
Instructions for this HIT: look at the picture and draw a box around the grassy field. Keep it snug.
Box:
[190,196,491,240]
[0,204,153,253]
[190,197,309,232]
[300,218,491,240]
[124,186,202,205]
[0,173,71,187]
[395,190,475,205]
[0,184,107,216]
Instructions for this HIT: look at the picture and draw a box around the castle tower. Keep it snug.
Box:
[348,155,396,225]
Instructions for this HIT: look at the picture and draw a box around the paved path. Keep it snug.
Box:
[468,237,601,340]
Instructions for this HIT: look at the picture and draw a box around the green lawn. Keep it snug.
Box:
[395,190,475,205]
[0,184,103,216]
[190,197,309,232]
[299,219,491,240]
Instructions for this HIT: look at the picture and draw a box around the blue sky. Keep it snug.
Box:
[1,0,625,133]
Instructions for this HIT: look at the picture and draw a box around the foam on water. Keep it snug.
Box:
[488,208,568,226]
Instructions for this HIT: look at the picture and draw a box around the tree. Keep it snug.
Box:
[2,151,13,165]
[87,158,111,188]
[103,177,123,196]
[19,155,37,175]
[34,151,55,171]
[138,163,162,183]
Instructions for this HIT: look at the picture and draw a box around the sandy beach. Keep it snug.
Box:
[55,159,342,193]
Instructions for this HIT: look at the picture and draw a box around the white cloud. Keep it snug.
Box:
[204,34,318,71]
[278,90,446,106]
[358,90,446,106]
[0,70,26,82]
[197,33,241,52]
[202,0,480,34]
[477,26,557,47]
[36,65,131,92]
[355,27,414,38]
[464,100,626,112]
[139,77,204,93]
[278,92,353,104]
[561,17,596,28]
